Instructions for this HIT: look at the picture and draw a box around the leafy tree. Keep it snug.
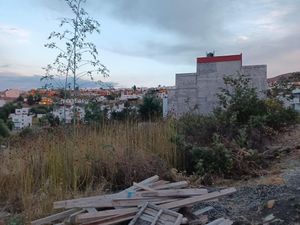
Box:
[16,95,24,102]
[0,103,17,122]
[58,89,71,99]
[216,74,266,124]
[34,93,42,103]
[0,119,10,138]
[132,85,137,93]
[42,0,108,125]
[84,102,105,123]
[27,95,35,105]
[30,105,51,114]
[139,93,162,121]
[46,113,60,127]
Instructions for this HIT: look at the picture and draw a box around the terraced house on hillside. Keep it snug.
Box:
[167,53,267,117]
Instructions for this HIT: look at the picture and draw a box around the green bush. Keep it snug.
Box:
[191,134,233,176]
[175,74,299,179]
[139,93,162,121]
[176,113,219,146]
[19,127,33,138]
[0,119,10,138]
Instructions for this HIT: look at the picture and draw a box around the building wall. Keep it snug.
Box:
[0,99,6,107]
[168,56,267,116]
[292,88,300,112]
[242,65,268,96]
[9,108,32,129]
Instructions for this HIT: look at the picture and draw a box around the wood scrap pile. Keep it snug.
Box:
[31,175,236,225]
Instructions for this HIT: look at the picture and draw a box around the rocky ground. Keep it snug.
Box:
[194,125,300,225]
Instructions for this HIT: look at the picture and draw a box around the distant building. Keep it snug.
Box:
[0,99,6,107]
[39,97,54,105]
[9,108,33,129]
[267,72,300,112]
[167,54,267,116]
[52,106,85,123]
[292,88,300,112]
[5,89,22,99]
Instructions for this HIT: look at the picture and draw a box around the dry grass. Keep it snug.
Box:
[0,120,179,222]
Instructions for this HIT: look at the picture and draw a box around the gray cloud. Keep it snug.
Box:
[31,0,300,76]
[0,73,117,91]
[0,64,10,68]
[94,0,300,75]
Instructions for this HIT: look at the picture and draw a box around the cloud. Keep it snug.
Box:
[0,64,10,68]
[0,73,117,91]
[93,0,300,75]
[0,26,29,38]
[0,25,31,49]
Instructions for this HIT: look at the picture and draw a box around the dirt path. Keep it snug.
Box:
[195,126,300,225]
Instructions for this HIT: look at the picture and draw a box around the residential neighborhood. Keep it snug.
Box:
[0,85,171,129]
[1,1,300,224]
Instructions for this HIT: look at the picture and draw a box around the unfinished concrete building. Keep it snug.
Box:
[167,54,267,116]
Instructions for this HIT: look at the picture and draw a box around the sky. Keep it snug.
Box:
[0,0,300,90]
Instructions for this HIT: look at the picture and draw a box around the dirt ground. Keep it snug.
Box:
[194,125,300,225]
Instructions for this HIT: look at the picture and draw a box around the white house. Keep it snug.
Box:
[0,99,6,107]
[52,106,85,123]
[292,88,300,112]
[9,108,33,130]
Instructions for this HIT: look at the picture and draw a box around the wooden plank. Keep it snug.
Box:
[73,186,235,225]
[112,197,169,207]
[141,188,208,197]
[85,208,98,213]
[82,213,136,225]
[174,213,183,225]
[76,208,138,224]
[193,206,214,216]
[67,209,86,224]
[152,181,189,190]
[54,175,159,209]
[160,188,236,209]
[128,202,149,225]
[123,175,159,193]
[150,209,163,225]
[58,196,175,209]
[53,193,122,209]
[31,209,80,225]
[145,208,177,222]
[149,180,170,187]
[133,182,155,191]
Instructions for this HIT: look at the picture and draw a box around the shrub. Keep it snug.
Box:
[191,134,233,176]
[139,94,162,121]
[19,127,33,138]
[0,119,10,138]
[175,74,299,179]
[176,113,220,146]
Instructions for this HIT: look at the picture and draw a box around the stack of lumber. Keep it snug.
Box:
[31,175,236,225]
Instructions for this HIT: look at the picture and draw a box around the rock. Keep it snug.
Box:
[263,214,275,222]
[0,220,4,225]
[267,200,276,209]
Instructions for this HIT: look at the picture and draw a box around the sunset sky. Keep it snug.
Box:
[0,0,300,89]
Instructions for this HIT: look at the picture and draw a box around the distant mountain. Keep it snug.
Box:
[0,72,116,91]
[267,72,300,85]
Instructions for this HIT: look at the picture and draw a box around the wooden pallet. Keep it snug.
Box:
[128,202,183,225]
